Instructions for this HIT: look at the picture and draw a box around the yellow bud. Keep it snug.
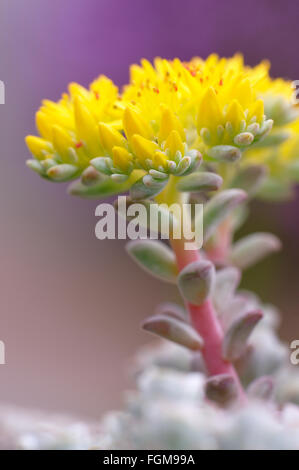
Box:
[131,134,159,164]
[225,100,245,132]
[52,125,74,162]
[98,122,125,154]
[158,106,185,143]
[248,99,264,123]
[25,135,53,160]
[74,97,101,156]
[197,87,222,131]
[123,105,152,142]
[36,111,52,140]
[68,82,90,101]
[152,151,168,168]
[164,130,184,157]
[235,78,253,109]
[112,146,132,172]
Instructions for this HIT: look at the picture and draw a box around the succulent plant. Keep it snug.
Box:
[21,54,299,449]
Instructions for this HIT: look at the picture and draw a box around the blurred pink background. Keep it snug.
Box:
[0,0,298,419]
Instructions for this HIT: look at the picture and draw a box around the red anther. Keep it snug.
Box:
[153,87,160,94]
[75,141,83,149]
[173,84,178,92]
[94,91,100,100]
[200,78,203,83]
[219,79,223,86]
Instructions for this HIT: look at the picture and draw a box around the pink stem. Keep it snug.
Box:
[206,218,232,264]
[171,237,246,402]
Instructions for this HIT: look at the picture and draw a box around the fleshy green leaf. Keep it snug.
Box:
[229,233,281,270]
[222,310,263,361]
[142,314,203,350]
[68,176,130,198]
[130,175,168,200]
[177,172,223,193]
[178,260,215,305]
[126,240,178,283]
[229,165,267,197]
[203,189,247,241]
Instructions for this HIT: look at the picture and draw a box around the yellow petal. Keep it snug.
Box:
[164,130,184,157]
[197,87,222,130]
[25,135,53,160]
[36,111,53,140]
[112,146,132,172]
[235,78,253,108]
[98,122,125,154]
[123,105,152,142]
[248,99,264,123]
[131,134,159,163]
[68,82,90,101]
[225,100,245,131]
[52,125,74,162]
[158,106,185,143]
[74,97,101,156]
[152,151,168,168]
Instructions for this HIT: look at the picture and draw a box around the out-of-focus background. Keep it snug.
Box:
[0,0,298,419]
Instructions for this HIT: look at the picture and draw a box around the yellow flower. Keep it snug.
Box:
[26,76,123,181]
[124,55,274,161]
[25,54,299,195]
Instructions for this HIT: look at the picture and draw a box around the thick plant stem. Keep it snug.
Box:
[170,237,247,403]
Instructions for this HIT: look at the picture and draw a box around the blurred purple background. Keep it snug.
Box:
[0,0,298,418]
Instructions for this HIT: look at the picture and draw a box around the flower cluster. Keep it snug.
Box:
[25,55,298,201]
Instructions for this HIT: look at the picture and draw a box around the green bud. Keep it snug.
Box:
[90,156,113,175]
[81,166,105,186]
[207,145,241,162]
[234,132,254,147]
[47,164,79,182]
[26,159,45,176]
[130,175,169,200]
